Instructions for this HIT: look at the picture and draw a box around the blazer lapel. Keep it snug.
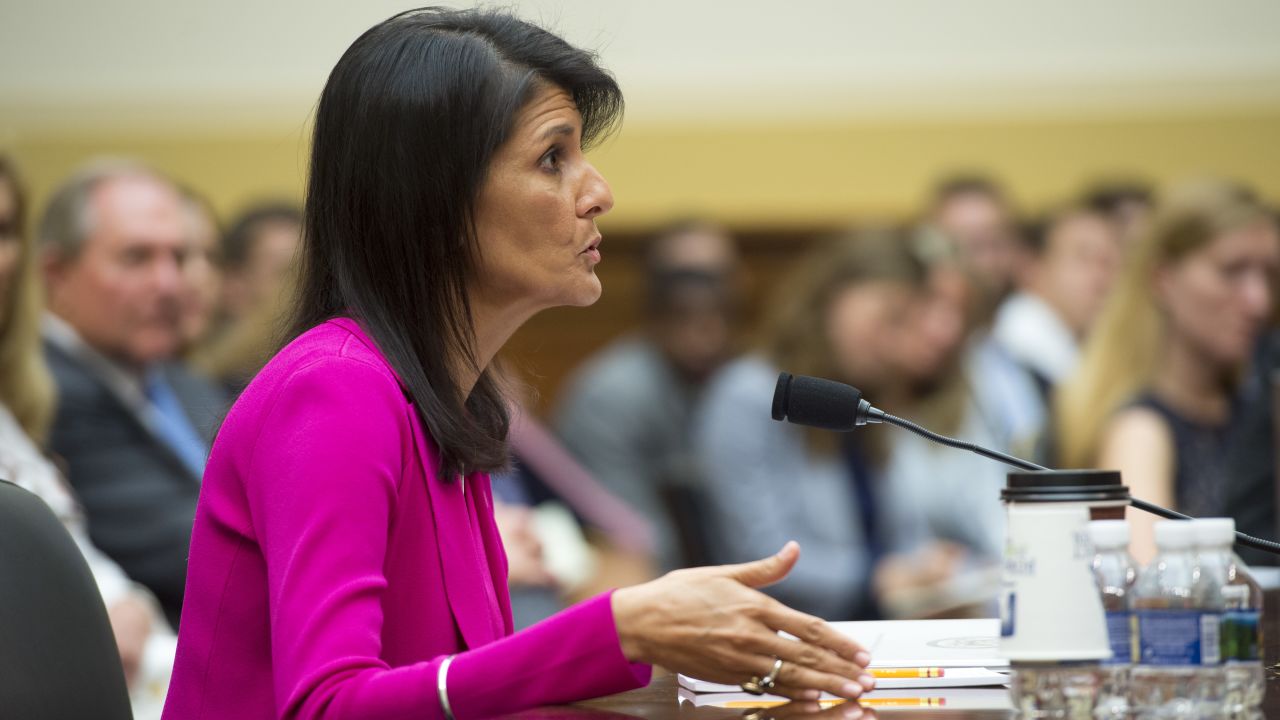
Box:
[332,316,509,647]
[409,417,502,649]
[471,475,515,636]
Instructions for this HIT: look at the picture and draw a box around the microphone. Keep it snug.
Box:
[771,371,1280,556]
[771,372,883,430]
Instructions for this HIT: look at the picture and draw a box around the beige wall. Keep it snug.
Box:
[8,107,1280,232]
[5,0,1280,226]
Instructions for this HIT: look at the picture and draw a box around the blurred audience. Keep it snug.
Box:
[492,382,658,628]
[5,137,1275,648]
[993,205,1122,400]
[189,203,301,394]
[879,229,1012,572]
[1082,180,1155,250]
[556,220,739,570]
[929,174,1021,305]
[1058,180,1279,562]
[0,156,174,718]
[177,189,222,354]
[38,159,226,628]
[216,203,300,331]
[1223,330,1279,567]
[695,229,962,620]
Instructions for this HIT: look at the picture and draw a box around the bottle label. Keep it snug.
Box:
[1103,610,1134,665]
[1221,610,1261,663]
[1000,590,1016,637]
[1136,610,1221,666]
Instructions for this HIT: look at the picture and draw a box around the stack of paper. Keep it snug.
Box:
[677,618,1009,707]
[677,687,1014,711]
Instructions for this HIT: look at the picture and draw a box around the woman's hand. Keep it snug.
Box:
[872,541,966,598]
[611,542,875,700]
[493,502,557,588]
[108,592,154,687]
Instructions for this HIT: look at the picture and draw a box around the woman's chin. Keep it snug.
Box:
[564,274,603,307]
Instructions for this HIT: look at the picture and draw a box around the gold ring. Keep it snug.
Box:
[740,676,766,695]
[760,657,784,690]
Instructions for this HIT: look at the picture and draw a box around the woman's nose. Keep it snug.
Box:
[577,163,614,219]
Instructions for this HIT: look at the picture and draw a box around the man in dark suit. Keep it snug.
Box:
[38,161,226,628]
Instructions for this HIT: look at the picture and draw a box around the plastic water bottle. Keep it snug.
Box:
[1088,520,1136,717]
[1130,520,1224,717]
[1192,518,1264,712]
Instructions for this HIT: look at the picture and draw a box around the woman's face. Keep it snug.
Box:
[825,280,917,388]
[1156,221,1279,368]
[471,85,614,319]
[0,177,21,322]
[892,266,970,383]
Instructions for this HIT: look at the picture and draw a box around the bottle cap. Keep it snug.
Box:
[1088,519,1130,549]
[1153,520,1195,549]
[1191,517,1236,547]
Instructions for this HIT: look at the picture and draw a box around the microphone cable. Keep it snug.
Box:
[878,411,1280,557]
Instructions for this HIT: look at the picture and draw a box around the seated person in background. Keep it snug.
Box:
[492,377,658,629]
[216,203,301,332]
[1058,180,1279,562]
[176,189,222,355]
[929,173,1021,306]
[556,220,738,570]
[190,203,301,394]
[993,204,1122,400]
[0,155,174,719]
[1224,329,1279,567]
[880,229,1012,576]
[37,160,227,628]
[696,229,963,621]
[1081,179,1154,251]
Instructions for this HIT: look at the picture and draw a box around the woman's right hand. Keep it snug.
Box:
[611,541,876,701]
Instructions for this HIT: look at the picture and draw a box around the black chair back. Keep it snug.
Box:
[0,479,133,719]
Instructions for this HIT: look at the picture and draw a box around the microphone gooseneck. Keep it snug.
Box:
[878,412,1045,474]
[772,371,1280,556]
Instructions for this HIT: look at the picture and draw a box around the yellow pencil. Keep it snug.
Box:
[870,667,946,679]
[719,698,945,709]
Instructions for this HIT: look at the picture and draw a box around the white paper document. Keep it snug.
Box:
[678,686,1014,711]
[677,666,1008,694]
[830,617,1005,669]
[678,618,1008,695]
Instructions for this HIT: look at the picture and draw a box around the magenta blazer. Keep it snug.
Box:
[162,318,650,719]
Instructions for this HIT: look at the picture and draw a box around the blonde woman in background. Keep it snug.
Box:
[0,156,175,719]
[1057,180,1279,562]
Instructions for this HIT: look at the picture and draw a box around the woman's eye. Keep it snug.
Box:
[539,148,560,172]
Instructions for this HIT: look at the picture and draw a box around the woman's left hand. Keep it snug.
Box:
[610,541,875,701]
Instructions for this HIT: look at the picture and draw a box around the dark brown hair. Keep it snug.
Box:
[290,7,623,478]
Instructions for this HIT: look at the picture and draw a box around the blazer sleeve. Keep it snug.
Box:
[245,357,647,720]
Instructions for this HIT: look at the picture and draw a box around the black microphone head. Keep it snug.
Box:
[771,372,793,422]
[772,373,865,431]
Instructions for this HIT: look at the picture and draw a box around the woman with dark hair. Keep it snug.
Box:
[162,8,873,720]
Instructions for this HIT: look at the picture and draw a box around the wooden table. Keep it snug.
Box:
[501,588,1280,719]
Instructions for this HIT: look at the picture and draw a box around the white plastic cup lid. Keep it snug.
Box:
[1088,519,1130,548]
[1154,520,1195,549]
[1191,517,1236,546]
